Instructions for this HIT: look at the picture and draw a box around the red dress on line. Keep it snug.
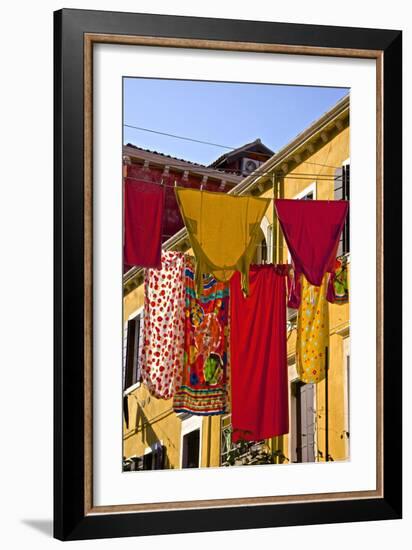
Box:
[230,265,289,442]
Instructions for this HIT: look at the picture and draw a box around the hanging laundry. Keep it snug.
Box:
[124,178,165,269]
[274,199,348,306]
[141,251,185,399]
[230,265,289,442]
[173,256,229,415]
[175,188,270,296]
[328,257,349,304]
[296,274,329,384]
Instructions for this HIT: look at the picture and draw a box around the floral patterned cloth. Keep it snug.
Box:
[296,274,329,384]
[141,251,185,399]
[333,257,349,303]
[173,256,229,415]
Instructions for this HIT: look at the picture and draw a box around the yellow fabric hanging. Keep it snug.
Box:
[296,274,329,384]
[175,187,270,295]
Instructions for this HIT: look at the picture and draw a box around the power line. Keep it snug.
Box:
[124,124,233,150]
[124,123,342,170]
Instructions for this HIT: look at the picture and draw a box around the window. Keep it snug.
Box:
[334,162,350,256]
[252,226,268,264]
[293,182,316,201]
[302,191,314,200]
[290,381,315,463]
[124,444,165,471]
[179,414,202,468]
[182,429,200,468]
[123,310,144,391]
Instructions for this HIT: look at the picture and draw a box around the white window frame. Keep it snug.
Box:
[123,306,144,395]
[293,181,317,201]
[179,414,203,469]
[260,214,272,263]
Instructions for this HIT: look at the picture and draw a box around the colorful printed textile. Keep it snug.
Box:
[141,251,185,399]
[275,199,348,306]
[175,188,270,296]
[124,178,165,269]
[332,257,349,303]
[296,274,329,384]
[173,257,229,415]
[230,265,289,442]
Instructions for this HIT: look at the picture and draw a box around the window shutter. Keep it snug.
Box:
[134,313,144,384]
[334,167,344,200]
[124,318,137,389]
[305,384,315,462]
[298,384,315,463]
[300,384,309,462]
[122,321,128,389]
[342,165,350,254]
[334,167,344,256]
[132,315,141,385]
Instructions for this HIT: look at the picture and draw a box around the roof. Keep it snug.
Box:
[124,143,207,168]
[209,138,274,168]
[123,143,244,184]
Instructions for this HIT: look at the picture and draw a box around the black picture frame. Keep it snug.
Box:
[54,8,402,541]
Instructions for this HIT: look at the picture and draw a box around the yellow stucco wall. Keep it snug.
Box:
[278,126,350,463]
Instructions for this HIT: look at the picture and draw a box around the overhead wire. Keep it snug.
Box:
[123,122,342,170]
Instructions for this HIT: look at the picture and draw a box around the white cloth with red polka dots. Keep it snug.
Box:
[141,250,185,399]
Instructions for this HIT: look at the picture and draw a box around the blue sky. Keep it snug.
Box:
[123,78,349,166]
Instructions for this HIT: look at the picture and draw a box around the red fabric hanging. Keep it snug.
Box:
[274,199,349,287]
[230,265,289,442]
[124,178,165,269]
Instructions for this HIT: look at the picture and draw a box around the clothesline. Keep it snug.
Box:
[123,172,341,190]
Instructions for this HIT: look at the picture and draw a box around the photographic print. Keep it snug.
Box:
[54,9,402,539]
[122,79,351,472]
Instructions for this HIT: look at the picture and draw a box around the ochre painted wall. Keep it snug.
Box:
[278,126,350,463]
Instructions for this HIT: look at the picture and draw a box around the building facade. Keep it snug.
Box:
[123,95,350,470]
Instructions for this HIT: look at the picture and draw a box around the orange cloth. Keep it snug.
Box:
[296,274,329,384]
[175,188,270,295]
